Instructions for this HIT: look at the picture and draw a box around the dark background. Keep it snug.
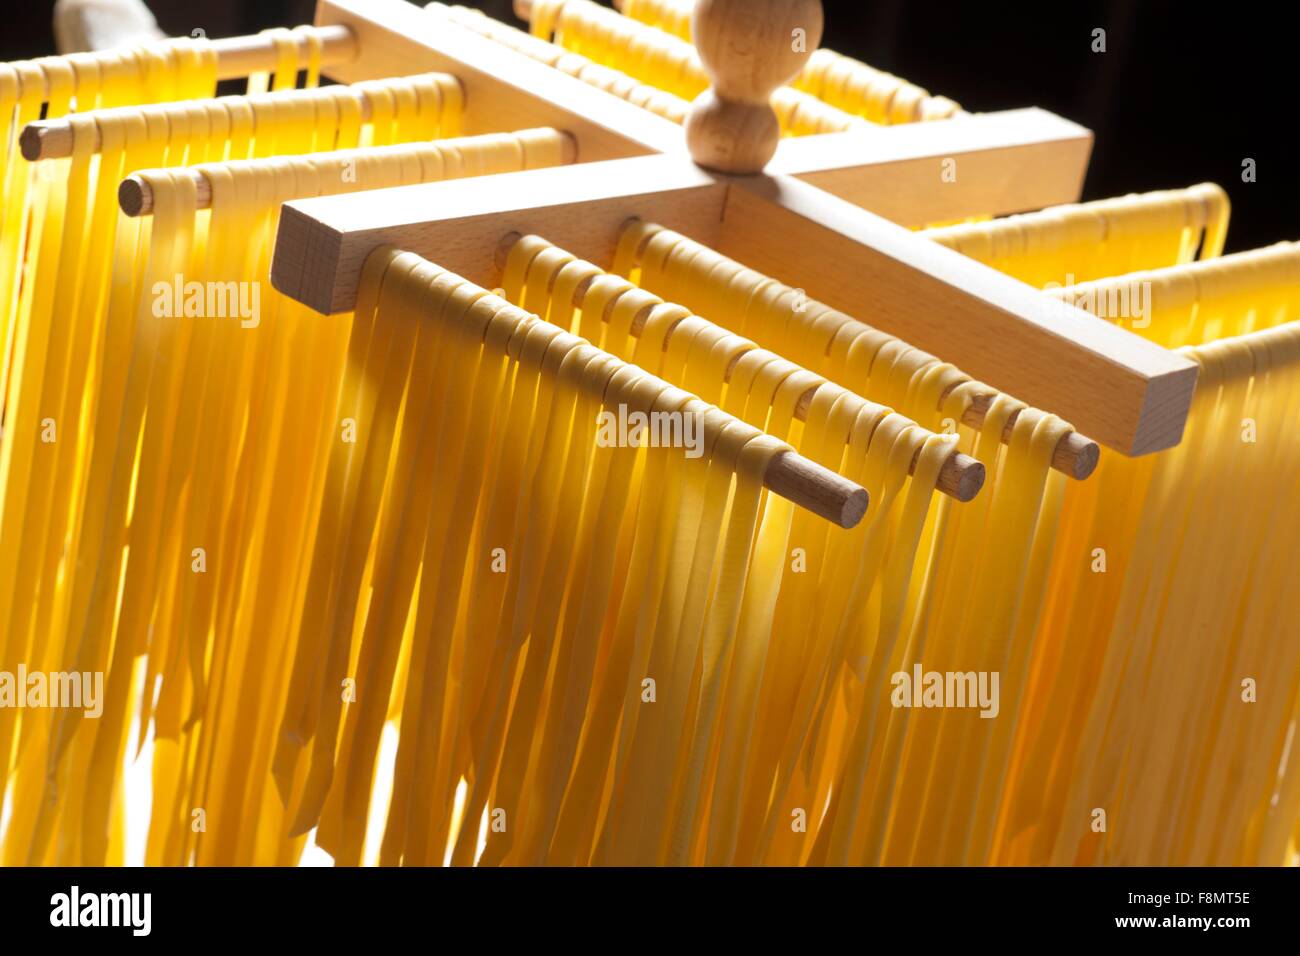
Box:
[5,0,1293,253]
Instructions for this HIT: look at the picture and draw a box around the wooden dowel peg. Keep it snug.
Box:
[495,231,986,502]
[209,24,358,80]
[957,392,1101,479]
[11,24,358,103]
[606,222,1102,481]
[21,69,429,162]
[767,450,868,527]
[118,128,578,217]
[20,123,72,162]
[117,171,204,216]
[451,249,870,526]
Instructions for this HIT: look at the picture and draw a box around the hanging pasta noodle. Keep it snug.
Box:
[525,0,862,135]
[1040,241,1299,346]
[496,233,1048,866]
[0,30,333,424]
[607,220,1083,864]
[271,245,860,866]
[923,188,1298,864]
[0,73,464,696]
[1014,320,1300,866]
[490,233,968,864]
[0,76,467,853]
[2,2,1293,872]
[0,126,568,865]
[619,0,695,38]
[427,4,690,124]
[0,49,211,865]
[620,0,962,122]
[925,184,1231,287]
[971,227,1300,866]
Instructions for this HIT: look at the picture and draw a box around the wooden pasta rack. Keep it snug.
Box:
[258,0,1197,488]
[25,0,1201,517]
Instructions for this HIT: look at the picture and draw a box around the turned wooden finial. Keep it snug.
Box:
[685,0,824,174]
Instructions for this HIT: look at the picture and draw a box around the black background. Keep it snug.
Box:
[4,0,1294,253]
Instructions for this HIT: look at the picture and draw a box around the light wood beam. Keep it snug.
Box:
[718,174,1197,455]
[770,107,1093,225]
[270,154,725,314]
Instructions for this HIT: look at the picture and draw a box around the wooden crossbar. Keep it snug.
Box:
[265,0,1199,457]
[272,152,1196,455]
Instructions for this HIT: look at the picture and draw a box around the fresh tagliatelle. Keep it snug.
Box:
[0,9,1295,872]
[0,53,564,862]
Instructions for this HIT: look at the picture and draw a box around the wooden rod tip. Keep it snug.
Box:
[19,123,48,162]
[948,451,986,503]
[840,485,870,529]
[1062,433,1101,480]
[118,176,150,217]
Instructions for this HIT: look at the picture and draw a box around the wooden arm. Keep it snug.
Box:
[270,152,1194,455]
